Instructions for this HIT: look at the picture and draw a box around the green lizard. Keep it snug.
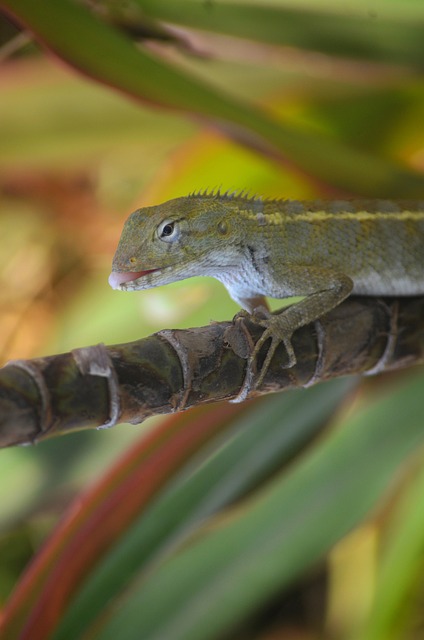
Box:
[109,191,424,401]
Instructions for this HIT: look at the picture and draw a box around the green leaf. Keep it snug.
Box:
[95,371,424,640]
[0,403,245,640]
[359,460,424,640]
[138,0,424,69]
[2,0,424,195]
[52,379,352,639]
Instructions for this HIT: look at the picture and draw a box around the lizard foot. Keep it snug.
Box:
[232,307,296,403]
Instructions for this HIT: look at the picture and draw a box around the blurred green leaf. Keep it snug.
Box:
[95,371,424,640]
[0,402,245,640]
[0,62,194,168]
[52,379,352,640]
[2,0,424,195]
[138,0,424,69]
[359,460,424,640]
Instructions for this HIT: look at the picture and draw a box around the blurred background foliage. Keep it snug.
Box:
[0,1,423,639]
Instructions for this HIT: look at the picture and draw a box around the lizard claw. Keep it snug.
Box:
[231,308,296,403]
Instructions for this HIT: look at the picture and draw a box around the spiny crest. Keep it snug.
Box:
[188,187,270,204]
[186,189,294,223]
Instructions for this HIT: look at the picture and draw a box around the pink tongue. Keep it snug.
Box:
[108,270,148,289]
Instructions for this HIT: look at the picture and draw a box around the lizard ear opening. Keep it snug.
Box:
[157,219,179,242]
[217,220,229,235]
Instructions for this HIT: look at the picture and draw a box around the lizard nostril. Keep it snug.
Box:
[129,257,137,265]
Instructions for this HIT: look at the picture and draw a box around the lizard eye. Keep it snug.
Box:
[157,219,179,242]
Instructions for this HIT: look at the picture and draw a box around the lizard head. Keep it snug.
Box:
[109,195,240,291]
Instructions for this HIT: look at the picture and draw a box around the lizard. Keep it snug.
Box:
[109,190,424,402]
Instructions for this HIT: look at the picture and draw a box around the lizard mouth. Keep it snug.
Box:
[108,269,159,290]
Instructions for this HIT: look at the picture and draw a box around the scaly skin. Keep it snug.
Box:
[109,191,424,401]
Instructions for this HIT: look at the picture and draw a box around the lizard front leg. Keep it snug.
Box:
[232,267,353,402]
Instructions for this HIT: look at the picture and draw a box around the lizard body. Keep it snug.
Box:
[109,191,424,400]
